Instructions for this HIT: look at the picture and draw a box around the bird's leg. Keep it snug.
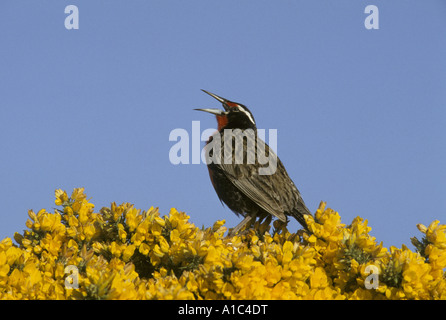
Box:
[228,215,252,237]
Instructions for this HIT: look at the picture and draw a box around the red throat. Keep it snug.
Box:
[216,114,228,131]
[225,101,238,108]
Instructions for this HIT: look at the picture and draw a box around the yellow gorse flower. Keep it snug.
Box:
[0,189,444,299]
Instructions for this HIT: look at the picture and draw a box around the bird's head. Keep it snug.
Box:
[195,90,256,131]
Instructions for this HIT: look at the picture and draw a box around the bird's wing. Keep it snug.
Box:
[218,136,288,222]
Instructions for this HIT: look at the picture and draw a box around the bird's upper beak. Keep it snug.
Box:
[197,90,231,112]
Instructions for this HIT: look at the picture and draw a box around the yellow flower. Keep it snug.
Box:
[1,188,445,300]
[23,262,42,287]
[310,267,329,289]
[110,242,123,258]
[55,189,68,206]
[139,243,150,256]
[71,188,87,202]
[122,245,135,262]
[426,220,446,248]
[417,223,427,234]
[125,207,142,232]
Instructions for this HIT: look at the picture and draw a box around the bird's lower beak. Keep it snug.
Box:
[194,108,225,115]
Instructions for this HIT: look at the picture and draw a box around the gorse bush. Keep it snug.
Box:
[0,188,445,299]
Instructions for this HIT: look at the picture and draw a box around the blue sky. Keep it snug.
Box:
[0,1,445,248]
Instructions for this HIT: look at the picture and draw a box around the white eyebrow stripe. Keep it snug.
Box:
[237,105,256,125]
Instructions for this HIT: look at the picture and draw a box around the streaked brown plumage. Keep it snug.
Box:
[196,90,311,235]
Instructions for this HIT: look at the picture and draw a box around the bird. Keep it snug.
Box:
[195,90,312,236]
